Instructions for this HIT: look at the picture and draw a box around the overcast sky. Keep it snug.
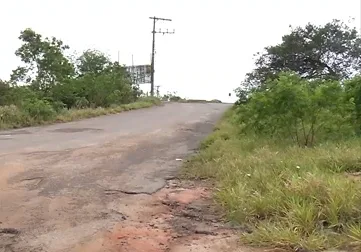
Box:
[1,0,360,103]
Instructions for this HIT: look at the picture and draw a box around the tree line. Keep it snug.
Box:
[0,28,146,127]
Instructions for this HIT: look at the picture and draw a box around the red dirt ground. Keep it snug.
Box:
[71,180,265,252]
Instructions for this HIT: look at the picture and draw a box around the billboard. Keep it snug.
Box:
[125,65,151,85]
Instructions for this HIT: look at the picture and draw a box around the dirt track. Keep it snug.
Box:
[0,102,261,252]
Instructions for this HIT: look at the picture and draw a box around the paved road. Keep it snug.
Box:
[0,102,230,252]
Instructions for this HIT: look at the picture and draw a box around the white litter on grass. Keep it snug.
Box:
[175,158,183,161]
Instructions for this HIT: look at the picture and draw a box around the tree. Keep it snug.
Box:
[11,28,75,91]
[0,79,9,105]
[76,49,111,76]
[242,20,361,91]
[2,28,144,112]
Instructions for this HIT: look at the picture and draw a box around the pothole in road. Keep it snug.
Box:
[50,128,103,133]
[0,130,31,135]
[0,138,12,141]
[17,177,44,188]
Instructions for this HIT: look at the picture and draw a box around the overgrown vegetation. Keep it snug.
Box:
[0,28,158,130]
[184,19,361,251]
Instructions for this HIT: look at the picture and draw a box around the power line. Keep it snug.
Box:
[149,16,175,96]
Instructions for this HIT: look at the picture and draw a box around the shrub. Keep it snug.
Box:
[51,101,67,112]
[21,98,56,122]
[237,72,355,146]
[106,90,123,106]
[0,105,27,128]
[3,86,39,106]
[169,96,182,102]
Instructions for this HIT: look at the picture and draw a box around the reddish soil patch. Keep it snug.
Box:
[74,180,254,252]
[108,225,171,252]
[161,187,209,205]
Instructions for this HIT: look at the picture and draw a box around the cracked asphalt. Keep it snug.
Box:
[0,102,230,252]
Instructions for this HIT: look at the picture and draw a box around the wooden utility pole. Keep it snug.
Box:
[149,16,174,96]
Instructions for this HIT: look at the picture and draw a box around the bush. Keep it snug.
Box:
[21,98,56,122]
[169,96,182,102]
[106,90,123,106]
[3,86,39,106]
[51,100,67,112]
[0,105,27,129]
[237,72,355,146]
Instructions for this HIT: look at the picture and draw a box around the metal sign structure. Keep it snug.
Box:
[125,65,151,85]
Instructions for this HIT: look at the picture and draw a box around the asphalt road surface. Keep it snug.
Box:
[0,102,230,252]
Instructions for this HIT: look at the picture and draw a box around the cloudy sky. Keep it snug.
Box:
[1,0,360,103]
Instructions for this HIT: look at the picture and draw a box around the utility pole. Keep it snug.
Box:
[149,16,174,96]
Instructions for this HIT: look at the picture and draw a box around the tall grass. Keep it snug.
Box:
[0,97,161,130]
[183,108,361,251]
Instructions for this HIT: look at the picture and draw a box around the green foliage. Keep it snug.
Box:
[51,100,67,112]
[0,28,157,129]
[242,19,361,90]
[0,79,10,105]
[0,105,27,129]
[74,97,89,109]
[21,98,56,121]
[69,64,133,107]
[195,18,361,251]
[11,28,74,91]
[344,75,361,133]
[106,90,123,105]
[183,111,361,251]
[3,86,39,106]
[237,72,355,146]
[169,95,182,101]
[50,81,82,109]
[76,49,111,76]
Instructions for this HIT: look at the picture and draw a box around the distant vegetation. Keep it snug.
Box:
[160,92,222,103]
[0,28,159,130]
[185,19,361,251]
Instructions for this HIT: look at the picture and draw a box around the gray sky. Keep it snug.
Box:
[1,0,360,103]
